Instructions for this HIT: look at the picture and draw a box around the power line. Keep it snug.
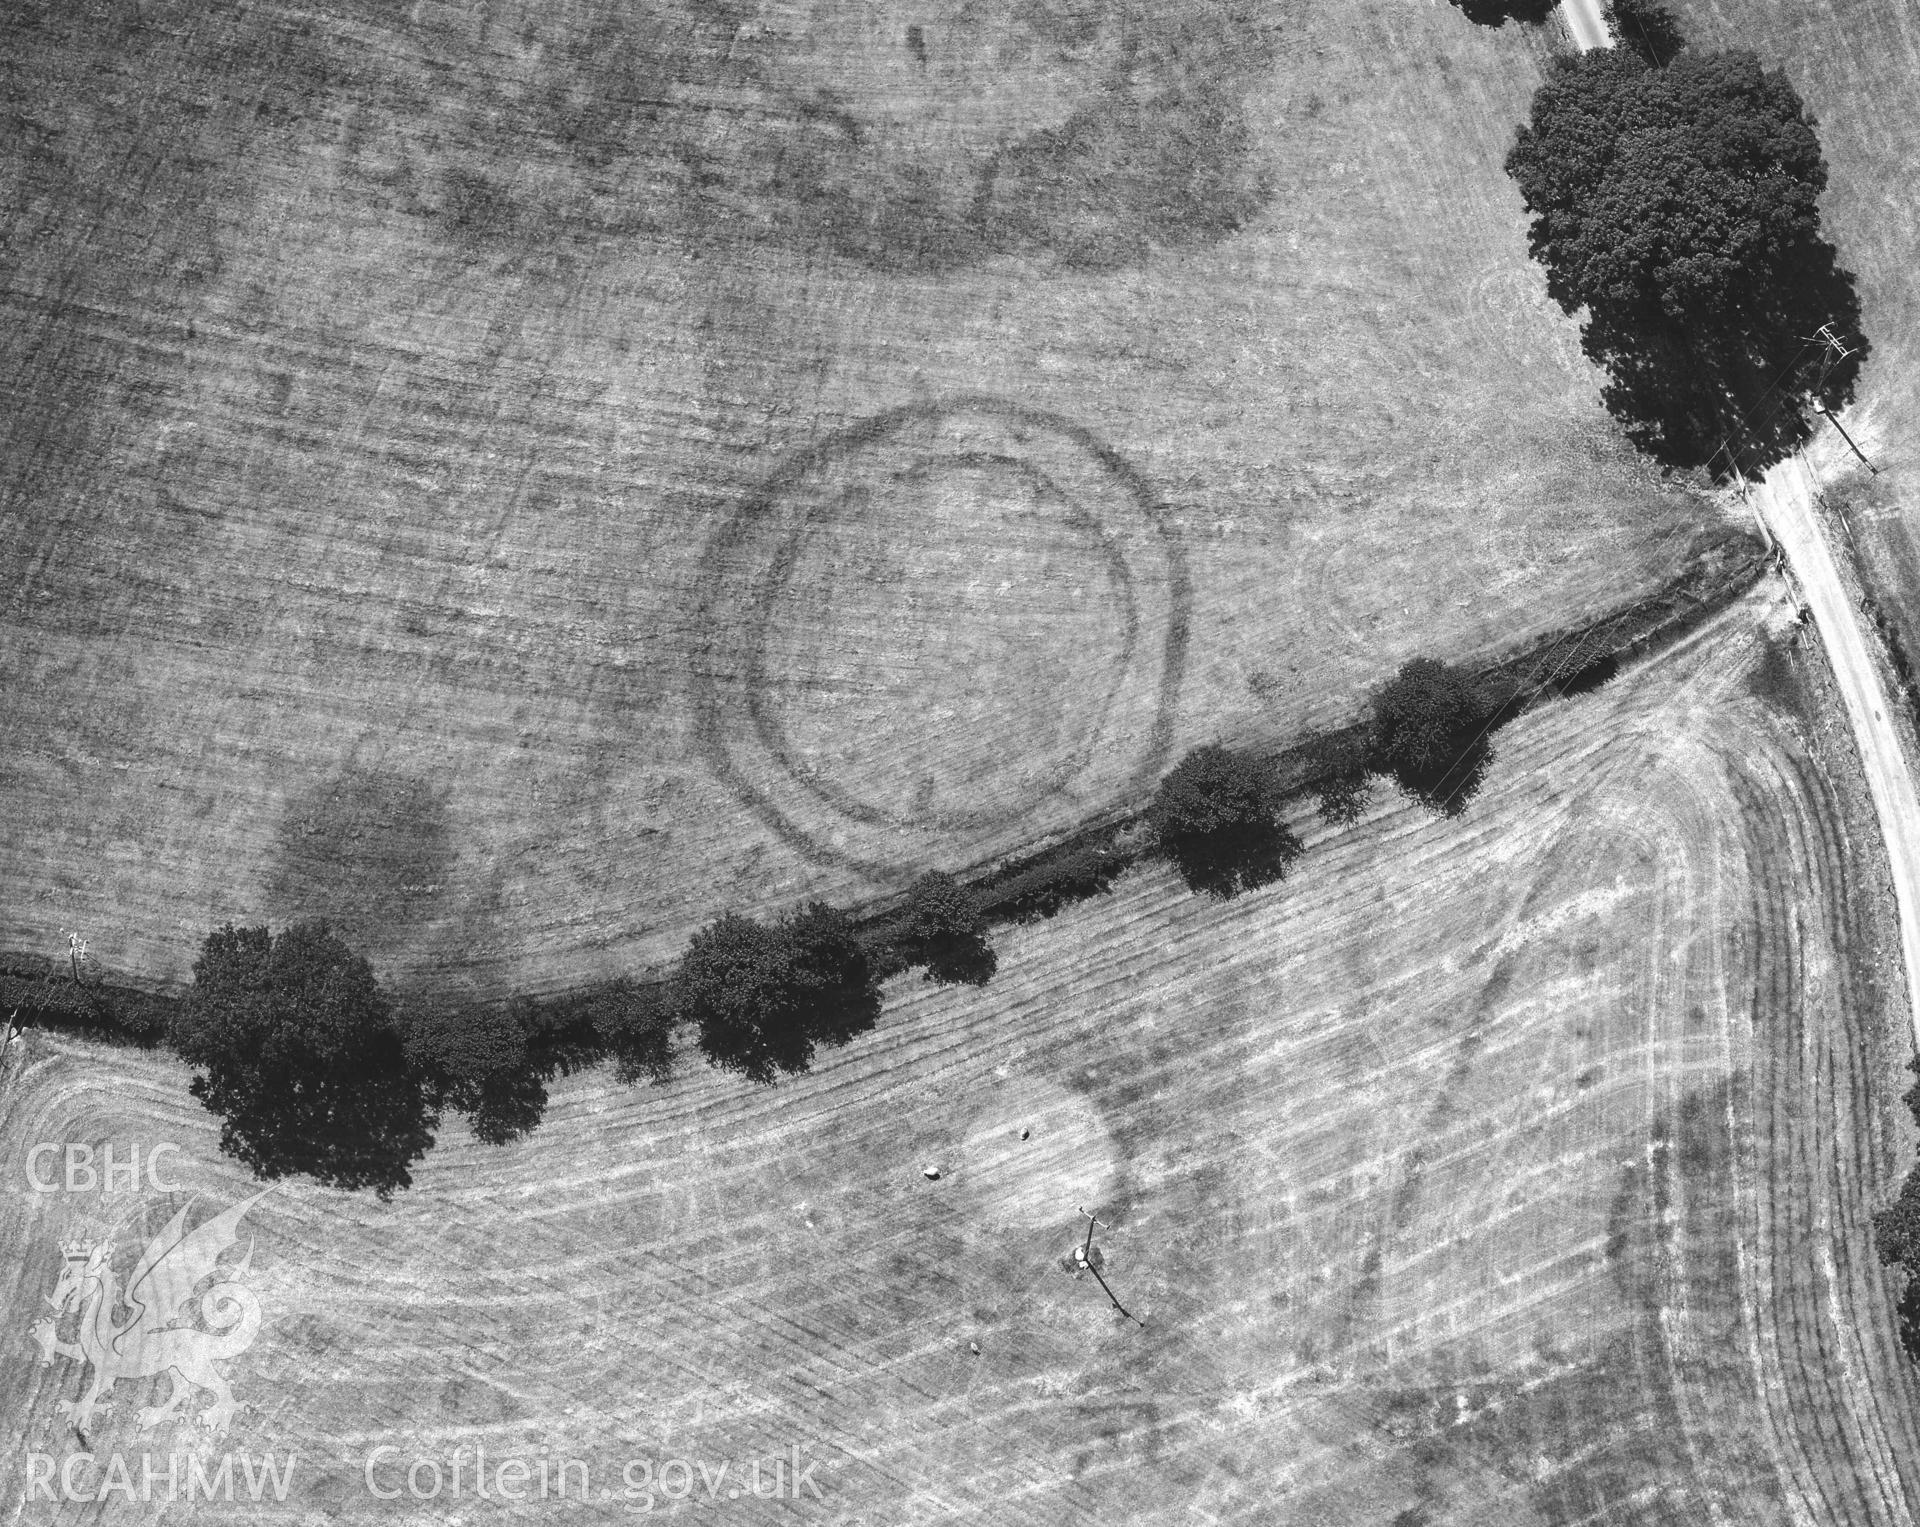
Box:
[1702,334,1822,480]
[1377,612,1637,816]
[1805,323,1879,475]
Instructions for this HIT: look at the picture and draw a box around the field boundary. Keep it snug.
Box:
[1748,439,1920,1059]
[0,523,1768,1045]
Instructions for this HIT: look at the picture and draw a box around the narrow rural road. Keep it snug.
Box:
[1560,0,1612,52]
[1552,0,1920,1046]
[1749,452,1920,1050]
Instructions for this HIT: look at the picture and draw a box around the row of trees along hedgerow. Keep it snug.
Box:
[1149,657,1499,897]
[149,870,1000,1190]
[675,870,996,1084]
[163,922,627,1194]
[149,657,1494,1191]
[1502,0,1864,474]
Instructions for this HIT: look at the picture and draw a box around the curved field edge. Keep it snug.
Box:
[1665,0,1920,879]
[4,591,1917,1524]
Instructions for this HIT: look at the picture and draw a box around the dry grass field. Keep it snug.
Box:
[0,0,1728,997]
[6,595,1918,1523]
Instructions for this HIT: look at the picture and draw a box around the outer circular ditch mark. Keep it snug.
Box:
[748,450,1141,834]
[689,396,1190,880]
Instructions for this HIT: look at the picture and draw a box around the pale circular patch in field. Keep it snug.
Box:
[953,1075,1120,1232]
[692,398,1189,877]
[1472,259,1568,370]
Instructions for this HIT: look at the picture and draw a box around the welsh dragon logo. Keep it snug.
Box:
[31,1191,267,1437]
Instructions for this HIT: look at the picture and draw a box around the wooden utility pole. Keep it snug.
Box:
[1809,324,1879,474]
[1075,1207,1147,1328]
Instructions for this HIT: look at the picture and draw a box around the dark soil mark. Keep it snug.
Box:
[1349,1078,1788,1526]
[1747,628,1812,719]
[280,0,1279,272]
[690,395,1190,880]
[975,89,1272,272]
[265,765,456,956]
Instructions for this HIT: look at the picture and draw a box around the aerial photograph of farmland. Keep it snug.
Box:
[7,0,1920,1519]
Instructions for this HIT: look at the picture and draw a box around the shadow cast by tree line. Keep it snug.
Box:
[1447,0,1554,27]
[29,625,1643,1197]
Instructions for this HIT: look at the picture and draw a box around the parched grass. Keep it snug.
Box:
[5,602,1918,1523]
[1,0,1720,997]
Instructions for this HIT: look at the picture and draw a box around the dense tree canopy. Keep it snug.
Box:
[1149,744,1302,896]
[171,923,433,1194]
[897,871,997,986]
[1876,1166,1920,1269]
[399,997,545,1146]
[1308,730,1378,828]
[678,904,879,1084]
[1506,48,1863,469]
[1371,659,1494,814]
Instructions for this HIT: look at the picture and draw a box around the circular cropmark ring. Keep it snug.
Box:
[688,396,1190,881]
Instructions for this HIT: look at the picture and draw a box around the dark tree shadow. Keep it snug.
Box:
[695,987,880,1081]
[398,991,556,1148]
[1608,0,1685,65]
[980,844,1124,923]
[797,985,882,1051]
[589,982,676,1085]
[1899,1271,1920,1365]
[1307,728,1379,827]
[683,907,882,1085]
[921,934,998,987]
[1388,739,1495,818]
[1449,0,1555,25]
[192,1036,437,1198]
[1508,48,1870,477]
[1164,820,1304,899]
[1553,652,1619,697]
[1581,260,1867,476]
[1314,772,1376,826]
[888,872,999,986]
[177,923,438,1197]
[461,1068,550,1146]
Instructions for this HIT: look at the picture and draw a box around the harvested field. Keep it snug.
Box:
[0,0,1724,996]
[6,596,1918,1523]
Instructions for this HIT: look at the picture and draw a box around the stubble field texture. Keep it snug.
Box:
[12,0,1920,1522]
[4,598,1919,1524]
[0,0,1723,998]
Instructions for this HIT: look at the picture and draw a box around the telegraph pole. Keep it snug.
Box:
[1808,323,1879,474]
[1078,1206,1102,1263]
[1074,1207,1147,1328]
